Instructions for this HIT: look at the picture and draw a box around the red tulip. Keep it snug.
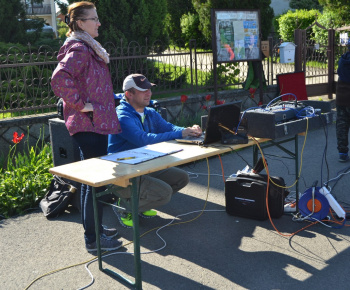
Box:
[216,100,225,105]
[12,132,25,144]
[249,87,257,98]
[202,105,207,110]
[258,101,263,106]
[205,94,211,101]
[249,88,256,94]
[180,95,188,103]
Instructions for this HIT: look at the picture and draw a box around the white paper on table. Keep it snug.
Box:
[101,143,183,164]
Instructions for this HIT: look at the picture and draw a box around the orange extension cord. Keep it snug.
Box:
[217,136,348,238]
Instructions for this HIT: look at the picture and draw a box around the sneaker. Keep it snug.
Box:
[102,225,118,238]
[112,199,133,228]
[86,234,123,252]
[112,198,130,215]
[339,153,349,162]
[139,209,157,218]
[115,211,133,228]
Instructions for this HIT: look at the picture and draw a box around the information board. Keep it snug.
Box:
[211,10,261,63]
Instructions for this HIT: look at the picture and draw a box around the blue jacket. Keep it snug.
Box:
[338,52,350,84]
[108,98,184,153]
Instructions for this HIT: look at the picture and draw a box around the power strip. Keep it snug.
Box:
[319,187,346,219]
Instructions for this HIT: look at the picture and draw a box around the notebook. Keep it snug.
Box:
[176,101,242,145]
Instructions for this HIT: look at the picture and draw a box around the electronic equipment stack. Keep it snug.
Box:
[243,100,333,139]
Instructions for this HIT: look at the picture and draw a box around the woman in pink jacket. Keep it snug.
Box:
[51,1,122,252]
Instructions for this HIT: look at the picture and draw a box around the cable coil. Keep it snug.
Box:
[298,186,330,221]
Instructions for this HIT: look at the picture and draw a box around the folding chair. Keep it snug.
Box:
[276,71,308,101]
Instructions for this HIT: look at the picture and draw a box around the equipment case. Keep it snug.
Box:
[243,100,333,139]
[225,173,286,220]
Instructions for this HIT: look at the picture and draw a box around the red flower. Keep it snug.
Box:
[216,100,225,105]
[205,94,211,101]
[249,87,257,98]
[201,105,207,110]
[258,101,263,106]
[180,95,188,103]
[12,132,25,144]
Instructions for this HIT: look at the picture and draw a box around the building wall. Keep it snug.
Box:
[22,0,57,33]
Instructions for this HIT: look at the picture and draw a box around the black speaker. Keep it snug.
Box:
[49,118,81,211]
[49,118,80,166]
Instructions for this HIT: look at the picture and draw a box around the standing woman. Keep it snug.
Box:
[51,1,122,251]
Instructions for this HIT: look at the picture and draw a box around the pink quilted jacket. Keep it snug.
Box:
[51,39,121,136]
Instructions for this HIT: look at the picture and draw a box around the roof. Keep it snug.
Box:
[279,42,296,48]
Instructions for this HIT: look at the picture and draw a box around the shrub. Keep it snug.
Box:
[312,8,350,49]
[0,128,53,218]
[205,63,240,90]
[57,20,68,41]
[0,42,29,56]
[277,9,319,42]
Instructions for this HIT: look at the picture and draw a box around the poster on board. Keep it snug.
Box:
[211,10,261,63]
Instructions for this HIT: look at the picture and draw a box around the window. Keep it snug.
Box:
[25,0,43,8]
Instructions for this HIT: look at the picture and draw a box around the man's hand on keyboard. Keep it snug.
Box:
[182,125,202,138]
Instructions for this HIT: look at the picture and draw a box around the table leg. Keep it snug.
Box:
[130,177,142,289]
[92,186,103,269]
[92,179,142,289]
[294,134,299,209]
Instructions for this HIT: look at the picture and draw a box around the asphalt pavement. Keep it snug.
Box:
[2,115,350,290]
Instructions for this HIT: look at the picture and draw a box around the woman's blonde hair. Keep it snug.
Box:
[65,1,96,37]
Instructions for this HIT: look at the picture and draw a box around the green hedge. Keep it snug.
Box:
[277,9,319,42]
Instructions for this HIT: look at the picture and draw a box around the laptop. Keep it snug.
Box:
[176,101,242,145]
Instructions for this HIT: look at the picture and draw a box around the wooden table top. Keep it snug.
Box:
[49,139,267,188]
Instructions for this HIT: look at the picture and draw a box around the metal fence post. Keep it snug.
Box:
[294,29,303,72]
[328,28,335,99]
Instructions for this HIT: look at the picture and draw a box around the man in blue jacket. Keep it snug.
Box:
[108,74,202,227]
[336,48,350,162]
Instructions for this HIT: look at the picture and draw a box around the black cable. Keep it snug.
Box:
[262,154,307,188]
[329,166,350,194]
[227,145,252,168]
[319,115,330,187]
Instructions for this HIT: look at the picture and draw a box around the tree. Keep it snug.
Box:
[180,12,202,45]
[191,0,274,43]
[56,0,168,47]
[317,0,350,36]
[55,0,70,15]
[318,0,350,11]
[289,0,322,11]
[165,0,195,42]
[0,0,27,43]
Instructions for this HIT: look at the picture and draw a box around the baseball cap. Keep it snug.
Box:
[122,74,156,92]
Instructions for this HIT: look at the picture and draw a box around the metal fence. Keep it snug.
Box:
[0,35,339,118]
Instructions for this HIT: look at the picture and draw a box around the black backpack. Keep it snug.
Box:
[39,176,76,218]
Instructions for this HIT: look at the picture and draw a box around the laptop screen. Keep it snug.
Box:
[203,101,242,144]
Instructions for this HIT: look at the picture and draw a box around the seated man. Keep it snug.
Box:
[108,74,202,228]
